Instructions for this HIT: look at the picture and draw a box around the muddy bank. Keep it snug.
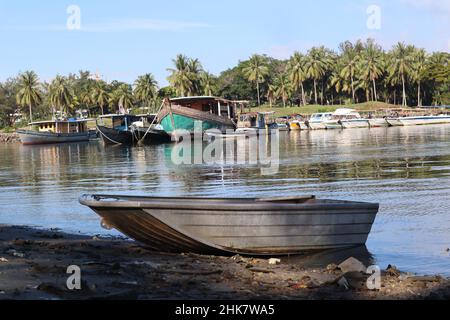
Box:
[0,132,20,143]
[0,225,449,300]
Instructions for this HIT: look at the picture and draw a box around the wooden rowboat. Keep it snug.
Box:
[79,194,379,256]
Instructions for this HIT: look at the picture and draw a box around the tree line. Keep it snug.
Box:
[0,39,449,128]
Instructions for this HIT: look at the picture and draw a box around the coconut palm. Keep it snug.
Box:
[16,71,42,123]
[243,54,269,106]
[360,39,385,101]
[187,58,203,95]
[92,81,109,115]
[134,74,158,113]
[167,54,194,97]
[410,48,428,106]
[200,72,217,96]
[274,73,291,108]
[110,84,134,114]
[266,84,277,108]
[339,41,362,103]
[287,52,307,106]
[49,75,74,118]
[304,47,329,105]
[388,42,413,107]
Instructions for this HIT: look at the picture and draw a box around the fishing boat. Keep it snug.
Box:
[17,119,90,145]
[96,114,171,145]
[306,113,334,130]
[158,96,237,135]
[388,115,450,126]
[79,194,379,256]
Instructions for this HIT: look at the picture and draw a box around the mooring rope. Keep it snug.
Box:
[137,101,166,145]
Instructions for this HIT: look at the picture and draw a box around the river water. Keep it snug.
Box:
[0,125,449,275]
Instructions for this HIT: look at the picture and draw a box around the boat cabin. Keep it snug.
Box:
[30,119,88,134]
[331,108,362,120]
[238,112,276,129]
[309,113,334,122]
[170,96,237,121]
[98,114,157,131]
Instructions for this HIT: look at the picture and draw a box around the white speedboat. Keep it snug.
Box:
[322,109,369,129]
[306,113,333,130]
[396,115,450,126]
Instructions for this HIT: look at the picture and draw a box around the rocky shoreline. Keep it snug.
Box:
[0,225,449,300]
[0,132,20,143]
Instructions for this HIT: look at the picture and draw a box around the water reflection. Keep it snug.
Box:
[0,125,449,275]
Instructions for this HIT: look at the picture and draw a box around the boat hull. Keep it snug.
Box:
[97,125,172,145]
[399,116,450,126]
[80,195,379,256]
[289,121,308,131]
[341,119,370,129]
[159,105,235,134]
[324,121,343,130]
[307,122,326,130]
[368,118,389,128]
[17,130,90,145]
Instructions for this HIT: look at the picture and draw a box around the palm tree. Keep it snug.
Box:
[49,75,74,119]
[187,58,203,95]
[304,47,329,105]
[339,41,362,103]
[243,54,269,106]
[92,81,109,115]
[200,72,216,96]
[134,74,158,113]
[110,84,134,114]
[167,54,194,97]
[266,84,277,108]
[287,52,307,106]
[360,39,385,101]
[16,71,42,122]
[410,48,428,106]
[274,73,291,108]
[388,42,413,107]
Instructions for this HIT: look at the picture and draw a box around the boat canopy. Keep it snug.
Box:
[29,118,88,126]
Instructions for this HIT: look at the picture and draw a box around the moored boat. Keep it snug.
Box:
[17,119,90,145]
[306,113,334,130]
[158,96,237,135]
[96,114,172,145]
[288,115,309,131]
[396,115,450,126]
[235,112,279,135]
[79,194,379,256]
[328,109,369,129]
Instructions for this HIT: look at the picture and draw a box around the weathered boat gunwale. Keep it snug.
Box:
[79,194,379,212]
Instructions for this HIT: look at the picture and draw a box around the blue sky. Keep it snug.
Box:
[0,0,449,86]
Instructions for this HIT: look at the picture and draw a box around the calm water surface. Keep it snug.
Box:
[1,125,449,275]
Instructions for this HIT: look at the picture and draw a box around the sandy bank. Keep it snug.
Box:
[0,225,449,300]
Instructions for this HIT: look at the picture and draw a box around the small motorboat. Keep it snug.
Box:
[388,115,450,126]
[79,194,379,256]
[306,112,334,130]
[368,118,389,128]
